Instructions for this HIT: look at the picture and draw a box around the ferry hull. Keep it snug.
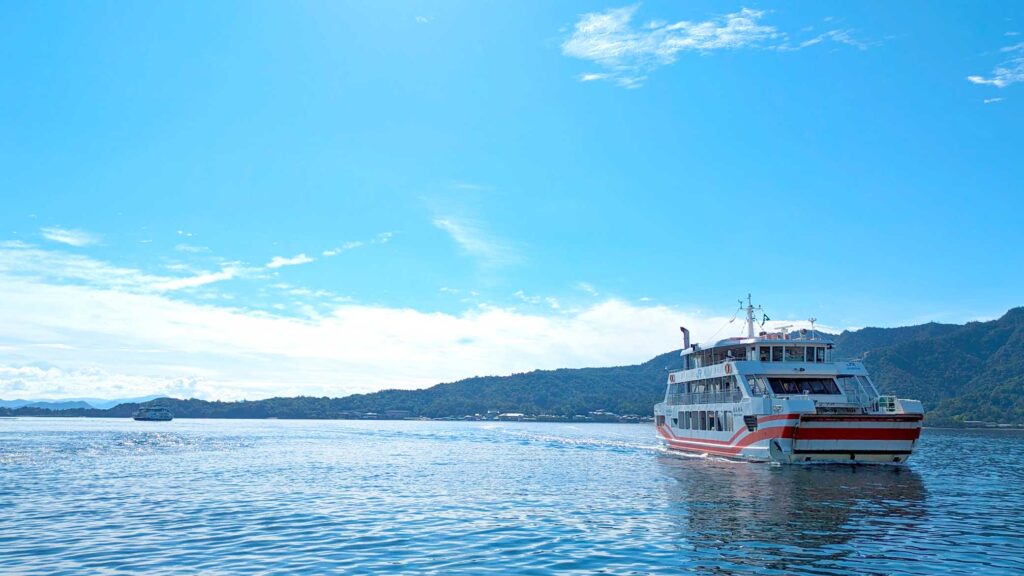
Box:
[658,414,923,465]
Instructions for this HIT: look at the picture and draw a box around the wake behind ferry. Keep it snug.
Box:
[655,296,924,464]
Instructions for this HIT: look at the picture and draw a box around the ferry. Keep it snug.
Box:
[654,297,924,464]
[133,406,173,421]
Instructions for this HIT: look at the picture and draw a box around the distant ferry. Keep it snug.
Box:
[133,406,173,421]
[654,296,924,464]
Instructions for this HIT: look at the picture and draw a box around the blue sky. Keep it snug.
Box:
[1,1,1022,400]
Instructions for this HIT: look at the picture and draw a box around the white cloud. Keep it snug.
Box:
[40,226,99,247]
[415,15,432,24]
[514,290,542,305]
[968,43,1024,88]
[322,231,393,257]
[0,243,845,402]
[577,282,599,296]
[562,6,874,87]
[0,243,251,296]
[267,253,315,269]
[433,217,518,266]
[151,266,240,291]
[984,97,1004,104]
[0,263,793,401]
[323,242,362,257]
[792,29,869,51]
[562,6,780,87]
[174,243,209,254]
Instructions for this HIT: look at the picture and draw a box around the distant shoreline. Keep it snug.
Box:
[5,414,1023,430]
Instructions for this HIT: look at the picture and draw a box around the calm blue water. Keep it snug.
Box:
[1,419,1022,575]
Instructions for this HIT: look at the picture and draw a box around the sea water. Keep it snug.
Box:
[1,418,1022,574]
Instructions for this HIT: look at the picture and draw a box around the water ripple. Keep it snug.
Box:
[1,419,1023,574]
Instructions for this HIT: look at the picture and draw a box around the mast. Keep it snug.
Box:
[745,293,755,338]
[741,293,762,338]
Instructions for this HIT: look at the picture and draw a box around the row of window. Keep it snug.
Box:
[673,410,735,432]
[768,377,841,395]
[667,376,738,396]
[687,344,832,369]
[759,345,828,363]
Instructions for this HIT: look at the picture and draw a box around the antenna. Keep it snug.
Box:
[808,317,817,340]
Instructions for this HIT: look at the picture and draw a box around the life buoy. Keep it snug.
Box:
[724,363,733,375]
[669,374,675,383]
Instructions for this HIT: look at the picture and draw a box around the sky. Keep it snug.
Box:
[1,1,1022,401]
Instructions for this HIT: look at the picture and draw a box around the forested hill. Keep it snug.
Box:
[847,307,1024,425]
[5,308,1023,425]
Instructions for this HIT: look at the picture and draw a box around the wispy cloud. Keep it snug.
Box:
[514,290,541,305]
[562,6,871,87]
[322,232,393,257]
[968,43,1024,88]
[323,242,363,257]
[152,266,240,291]
[433,217,518,267]
[40,226,99,247]
[415,15,432,24]
[984,97,1004,104]
[791,29,870,51]
[174,243,209,254]
[266,254,315,269]
[577,282,599,296]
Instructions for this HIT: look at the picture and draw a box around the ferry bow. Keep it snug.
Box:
[654,296,924,464]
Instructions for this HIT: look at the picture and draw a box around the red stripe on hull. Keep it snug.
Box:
[658,425,795,454]
[795,427,921,441]
[800,415,923,423]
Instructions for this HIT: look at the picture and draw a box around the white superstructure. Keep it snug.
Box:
[654,296,924,464]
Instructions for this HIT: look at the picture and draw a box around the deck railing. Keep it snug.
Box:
[665,389,743,406]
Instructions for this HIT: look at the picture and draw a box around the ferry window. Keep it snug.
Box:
[657,415,665,426]
[746,376,765,396]
[760,347,770,362]
[816,347,826,363]
[771,346,783,362]
[805,347,815,362]
[679,412,687,429]
[784,346,804,362]
[716,411,724,432]
[699,410,707,431]
[768,377,842,395]
[672,417,678,427]
[726,347,746,361]
[724,411,733,432]
[707,411,716,431]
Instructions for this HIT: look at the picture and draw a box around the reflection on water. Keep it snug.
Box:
[1,419,1022,575]
[658,455,927,573]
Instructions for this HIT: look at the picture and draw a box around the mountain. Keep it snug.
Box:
[3,308,1023,426]
[0,399,94,410]
[0,395,162,410]
[843,308,1024,425]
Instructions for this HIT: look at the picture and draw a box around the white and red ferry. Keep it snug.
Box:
[654,297,924,464]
